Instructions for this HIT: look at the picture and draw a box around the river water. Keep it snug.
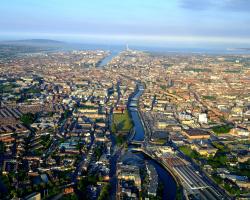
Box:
[129,84,145,141]
[98,51,120,67]
[129,84,177,200]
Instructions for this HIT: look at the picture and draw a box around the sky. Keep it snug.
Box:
[0,0,250,48]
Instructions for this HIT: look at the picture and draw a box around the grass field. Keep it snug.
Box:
[111,110,133,133]
[179,146,199,159]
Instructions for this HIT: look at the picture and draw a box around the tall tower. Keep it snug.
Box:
[126,44,129,51]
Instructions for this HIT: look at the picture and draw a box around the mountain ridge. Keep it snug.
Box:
[0,39,65,46]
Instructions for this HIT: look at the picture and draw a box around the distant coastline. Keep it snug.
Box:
[227,48,250,51]
[0,39,250,56]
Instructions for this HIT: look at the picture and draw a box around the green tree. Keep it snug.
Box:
[62,193,78,200]
[98,183,111,200]
[0,141,5,154]
[20,113,35,126]
[212,125,232,134]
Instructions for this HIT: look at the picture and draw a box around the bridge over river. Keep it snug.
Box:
[128,83,231,200]
[128,83,177,200]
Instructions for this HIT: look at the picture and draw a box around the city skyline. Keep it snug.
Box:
[0,1,250,200]
[1,0,250,47]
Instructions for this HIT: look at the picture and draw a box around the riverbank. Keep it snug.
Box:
[127,83,178,199]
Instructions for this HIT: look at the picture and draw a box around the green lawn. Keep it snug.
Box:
[179,146,199,159]
[203,95,216,100]
[111,110,133,133]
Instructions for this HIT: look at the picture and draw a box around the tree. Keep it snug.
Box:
[20,113,35,126]
[10,190,17,198]
[212,125,232,134]
[62,193,78,200]
[0,141,5,154]
[98,183,111,200]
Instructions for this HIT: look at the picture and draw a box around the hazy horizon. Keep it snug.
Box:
[0,0,250,48]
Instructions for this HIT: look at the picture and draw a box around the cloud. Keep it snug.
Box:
[179,0,250,12]
[179,0,215,10]
[223,0,250,12]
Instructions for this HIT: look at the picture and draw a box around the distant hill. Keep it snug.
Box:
[0,39,66,59]
[0,39,65,46]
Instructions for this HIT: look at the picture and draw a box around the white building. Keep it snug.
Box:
[199,113,208,124]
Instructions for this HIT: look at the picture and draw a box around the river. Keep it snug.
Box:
[98,51,120,67]
[134,152,177,200]
[129,84,145,141]
[128,83,177,200]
